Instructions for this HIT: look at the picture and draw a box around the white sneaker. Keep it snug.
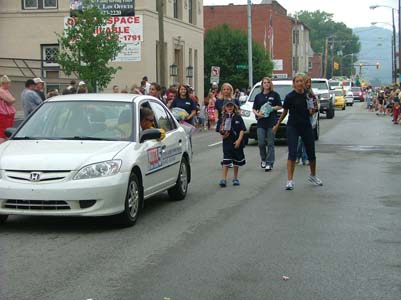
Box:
[261,161,267,169]
[265,165,272,172]
[309,175,323,186]
[285,180,294,190]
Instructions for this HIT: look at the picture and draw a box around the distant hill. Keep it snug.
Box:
[353,26,393,86]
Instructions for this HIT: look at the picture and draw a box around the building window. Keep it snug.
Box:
[23,0,38,9]
[42,45,59,67]
[308,58,312,70]
[44,0,57,8]
[173,0,182,19]
[23,0,58,10]
[173,0,178,18]
[292,29,299,45]
[188,0,193,23]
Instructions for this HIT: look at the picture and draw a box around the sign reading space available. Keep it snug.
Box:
[64,15,143,62]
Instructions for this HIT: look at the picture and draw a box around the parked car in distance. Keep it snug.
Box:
[334,89,346,110]
[0,94,192,227]
[345,91,354,106]
[351,86,364,101]
[312,78,335,119]
[328,80,341,90]
[241,79,320,143]
[341,80,352,93]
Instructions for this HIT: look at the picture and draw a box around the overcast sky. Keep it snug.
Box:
[203,0,398,29]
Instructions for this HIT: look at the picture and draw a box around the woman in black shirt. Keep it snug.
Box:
[273,74,323,190]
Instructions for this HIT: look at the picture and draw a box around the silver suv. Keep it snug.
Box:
[312,78,335,119]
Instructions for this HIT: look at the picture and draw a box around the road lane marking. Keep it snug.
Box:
[208,141,222,147]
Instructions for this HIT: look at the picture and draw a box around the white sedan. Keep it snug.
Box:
[0,94,192,227]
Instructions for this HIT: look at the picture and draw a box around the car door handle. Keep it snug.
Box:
[161,145,166,150]
[178,139,182,144]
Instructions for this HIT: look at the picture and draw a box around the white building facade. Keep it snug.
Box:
[0,0,204,110]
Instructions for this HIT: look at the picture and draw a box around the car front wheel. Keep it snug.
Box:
[168,157,189,201]
[115,173,141,227]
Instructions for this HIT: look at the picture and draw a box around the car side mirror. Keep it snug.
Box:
[4,128,16,138]
[140,128,162,143]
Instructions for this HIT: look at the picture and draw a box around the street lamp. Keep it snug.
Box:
[370,4,400,83]
[371,21,396,83]
[169,63,178,77]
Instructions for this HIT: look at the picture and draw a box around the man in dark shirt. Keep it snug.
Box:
[33,77,46,101]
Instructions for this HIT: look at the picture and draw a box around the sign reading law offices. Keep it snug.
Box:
[70,0,135,17]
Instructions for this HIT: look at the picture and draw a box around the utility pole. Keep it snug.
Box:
[392,9,397,83]
[157,0,166,87]
[399,0,401,83]
[330,38,335,79]
[323,37,329,78]
[247,0,253,88]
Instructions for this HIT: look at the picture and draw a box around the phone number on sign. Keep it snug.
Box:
[122,35,142,41]
[106,10,122,16]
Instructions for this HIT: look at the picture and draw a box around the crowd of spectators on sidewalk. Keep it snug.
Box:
[363,85,401,124]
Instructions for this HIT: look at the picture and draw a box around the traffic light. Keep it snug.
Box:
[376,62,380,69]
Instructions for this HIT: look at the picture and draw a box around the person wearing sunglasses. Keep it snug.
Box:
[140,107,165,140]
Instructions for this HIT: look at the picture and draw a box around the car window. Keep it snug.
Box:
[248,82,292,103]
[272,84,293,100]
[15,101,133,141]
[149,101,175,132]
[334,90,344,96]
[311,81,328,90]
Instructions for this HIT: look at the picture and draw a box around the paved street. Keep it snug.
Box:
[1,102,400,300]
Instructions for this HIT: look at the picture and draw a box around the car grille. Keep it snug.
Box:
[4,199,70,210]
[5,170,71,182]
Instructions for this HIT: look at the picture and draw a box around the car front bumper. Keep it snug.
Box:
[0,172,129,217]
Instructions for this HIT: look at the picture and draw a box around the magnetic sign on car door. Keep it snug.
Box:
[147,147,162,171]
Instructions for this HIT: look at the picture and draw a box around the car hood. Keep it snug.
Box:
[0,140,130,170]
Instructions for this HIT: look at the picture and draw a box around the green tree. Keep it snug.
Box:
[56,0,124,91]
[204,24,273,91]
[295,10,360,78]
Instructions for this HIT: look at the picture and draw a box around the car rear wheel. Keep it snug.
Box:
[114,173,141,227]
[168,157,189,201]
[0,214,8,224]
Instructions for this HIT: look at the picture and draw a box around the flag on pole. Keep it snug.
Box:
[263,24,267,50]
[267,12,274,59]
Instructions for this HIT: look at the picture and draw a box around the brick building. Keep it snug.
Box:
[204,1,292,79]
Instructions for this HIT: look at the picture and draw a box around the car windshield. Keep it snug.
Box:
[15,101,134,141]
[334,90,344,96]
[351,87,360,92]
[311,81,328,90]
[247,82,292,103]
[329,81,340,88]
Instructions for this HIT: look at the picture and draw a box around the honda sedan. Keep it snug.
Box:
[0,94,192,227]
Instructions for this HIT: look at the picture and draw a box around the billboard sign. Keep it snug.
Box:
[64,15,143,62]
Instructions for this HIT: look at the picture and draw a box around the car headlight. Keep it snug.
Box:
[74,160,122,180]
[241,109,251,117]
